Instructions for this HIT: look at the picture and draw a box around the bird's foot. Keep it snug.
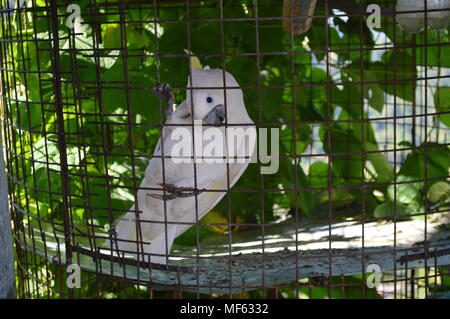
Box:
[108,227,117,238]
[150,193,179,201]
[160,183,202,193]
[149,183,205,201]
[151,83,175,118]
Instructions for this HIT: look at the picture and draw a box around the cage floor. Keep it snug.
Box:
[17,213,450,294]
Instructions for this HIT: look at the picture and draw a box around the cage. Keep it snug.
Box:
[1,0,450,299]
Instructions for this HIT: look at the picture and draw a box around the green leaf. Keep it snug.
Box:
[321,126,363,184]
[378,51,416,102]
[399,143,450,182]
[351,119,393,183]
[374,201,405,218]
[364,141,394,183]
[427,181,450,204]
[318,188,355,208]
[387,175,423,205]
[297,163,316,214]
[309,161,342,188]
[342,64,385,114]
[307,19,327,62]
[434,86,450,128]
[103,25,121,49]
[309,161,329,189]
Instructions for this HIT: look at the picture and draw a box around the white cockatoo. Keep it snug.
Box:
[107,67,256,264]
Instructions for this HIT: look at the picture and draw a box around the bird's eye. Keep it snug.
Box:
[206,96,213,105]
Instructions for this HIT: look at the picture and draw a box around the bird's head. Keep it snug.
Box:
[185,67,248,125]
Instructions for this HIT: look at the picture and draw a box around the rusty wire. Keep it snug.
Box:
[1,0,450,299]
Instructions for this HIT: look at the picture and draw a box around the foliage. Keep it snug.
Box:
[2,0,450,298]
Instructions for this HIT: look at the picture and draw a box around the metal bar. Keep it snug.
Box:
[48,0,74,297]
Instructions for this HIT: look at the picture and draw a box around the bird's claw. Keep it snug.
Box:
[152,83,175,118]
[150,193,179,201]
[160,183,201,193]
[149,183,205,201]
[173,189,204,198]
[151,83,173,100]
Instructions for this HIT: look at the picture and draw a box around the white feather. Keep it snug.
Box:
[109,68,255,264]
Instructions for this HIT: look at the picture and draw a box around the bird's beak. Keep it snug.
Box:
[203,104,225,125]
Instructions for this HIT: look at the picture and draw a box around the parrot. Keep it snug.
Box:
[106,67,256,264]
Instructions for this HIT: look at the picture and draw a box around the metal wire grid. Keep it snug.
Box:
[0,0,449,298]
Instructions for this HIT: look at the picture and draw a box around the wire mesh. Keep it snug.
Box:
[0,0,450,299]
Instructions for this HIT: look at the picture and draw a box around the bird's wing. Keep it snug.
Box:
[173,123,256,238]
[145,100,191,179]
[201,123,256,206]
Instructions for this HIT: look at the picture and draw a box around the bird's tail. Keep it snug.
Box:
[104,209,139,255]
[104,207,177,265]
